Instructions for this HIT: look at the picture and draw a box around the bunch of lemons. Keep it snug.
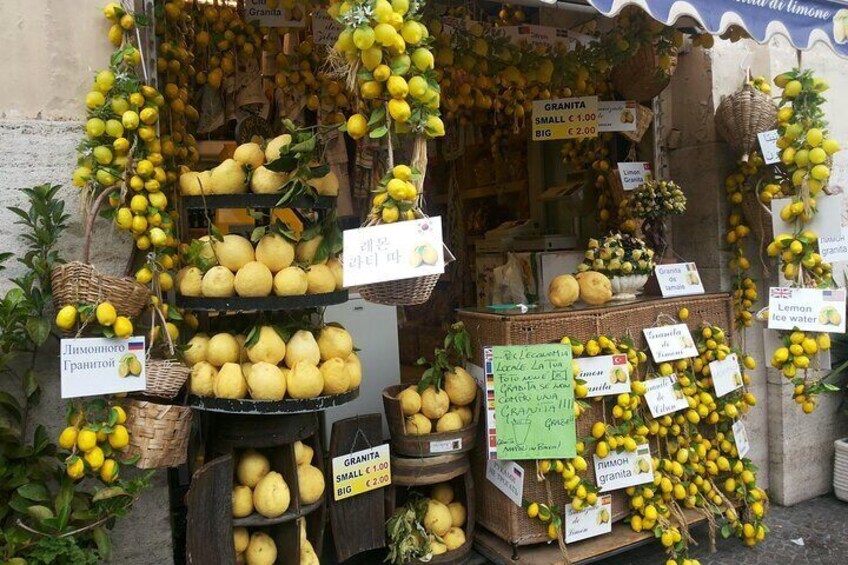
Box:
[194,4,263,91]
[766,231,831,283]
[771,330,831,412]
[58,404,130,483]
[331,0,446,139]
[54,301,134,339]
[369,164,421,223]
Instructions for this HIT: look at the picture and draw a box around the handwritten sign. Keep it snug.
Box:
[599,101,638,133]
[594,443,653,492]
[771,194,843,239]
[485,459,524,507]
[768,287,846,333]
[312,9,343,46]
[643,324,698,363]
[61,337,146,399]
[617,162,653,191]
[492,344,576,459]
[565,495,613,543]
[244,0,305,27]
[655,262,705,297]
[342,217,445,287]
[733,420,750,459]
[531,96,599,141]
[819,227,848,263]
[710,354,743,398]
[578,355,631,398]
[644,375,689,418]
[758,130,781,165]
[331,444,391,501]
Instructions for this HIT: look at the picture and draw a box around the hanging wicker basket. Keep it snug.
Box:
[138,359,190,401]
[359,274,442,306]
[715,83,778,157]
[741,190,773,251]
[51,261,149,318]
[124,399,192,469]
[611,44,678,102]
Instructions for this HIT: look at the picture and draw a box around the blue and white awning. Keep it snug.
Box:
[585,0,848,57]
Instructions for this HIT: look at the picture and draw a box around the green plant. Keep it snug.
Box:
[416,322,473,392]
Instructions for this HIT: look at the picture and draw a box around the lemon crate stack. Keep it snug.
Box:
[180,189,359,564]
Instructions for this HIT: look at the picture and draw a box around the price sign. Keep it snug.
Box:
[758,130,780,165]
[61,337,147,399]
[531,96,599,141]
[331,444,391,501]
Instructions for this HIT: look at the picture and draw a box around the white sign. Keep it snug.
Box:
[430,438,463,454]
[771,194,843,239]
[342,217,445,287]
[61,337,146,399]
[655,262,705,297]
[710,354,743,398]
[819,227,848,263]
[244,0,304,27]
[312,9,342,46]
[331,444,391,501]
[757,130,781,165]
[564,495,613,543]
[486,459,524,506]
[617,162,653,191]
[767,287,846,333]
[644,375,689,418]
[594,443,654,492]
[643,324,698,362]
[732,420,750,459]
[579,354,631,397]
[599,101,638,133]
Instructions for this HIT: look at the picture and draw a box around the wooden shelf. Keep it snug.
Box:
[432,179,527,205]
[188,388,360,414]
[233,500,323,527]
[180,193,336,210]
[175,290,349,312]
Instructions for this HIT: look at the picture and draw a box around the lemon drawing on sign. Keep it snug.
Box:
[834,9,848,43]
[118,353,142,378]
[636,457,651,474]
[611,367,628,384]
[818,306,841,326]
[409,242,438,267]
[620,110,633,124]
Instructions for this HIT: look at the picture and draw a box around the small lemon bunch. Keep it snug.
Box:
[747,75,772,94]
[766,231,831,284]
[771,329,832,413]
[58,403,130,483]
[578,233,656,278]
[193,4,263,91]
[332,0,446,139]
[54,301,134,339]
[774,69,840,193]
[369,164,422,223]
[525,448,596,540]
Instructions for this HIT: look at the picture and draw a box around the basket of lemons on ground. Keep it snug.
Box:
[383,323,480,456]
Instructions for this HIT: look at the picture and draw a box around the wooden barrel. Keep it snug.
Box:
[383,384,481,458]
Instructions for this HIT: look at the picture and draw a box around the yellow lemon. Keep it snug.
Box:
[783,80,802,98]
[352,26,376,50]
[411,48,434,71]
[122,110,140,130]
[108,424,130,449]
[100,459,119,483]
[84,446,105,470]
[360,80,382,100]
[806,128,823,147]
[387,76,409,98]
[360,46,383,70]
[388,98,411,122]
[408,76,428,99]
[114,316,133,338]
[86,117,106,138]
[67,457,85,480]
[373,64,391,82]
[382,206,400,223]
[96,302,117,326]
[56,305,78,331]
[393,164,412,180]
[58,426,79,450]
[77,428,98,452]
[387,178,407,200]
[346,114,368,140]
[111,406,127,424]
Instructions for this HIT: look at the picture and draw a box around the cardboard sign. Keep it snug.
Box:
[331,444,391,501]
[483,347,498,459]
[732,420,750,459]
[244,0,304,27]
[61,337,146,399]
[710,354,743,398]
[617,162,653,191]
[643,324,698,362]
[599,101,638,133]
[771,194,843,239]
[430,438,463,453]
[485,459,524,507]
[531,96,599,141]
[655,262,705,297]
[492,345,576,460]
[757,130,781,165]
[594,443,654,492]
[644,375,689,418]
[312,9,342,46]
[579,354,631,398]
[768,287,846,333]
[565,495,613,543]
[818,227,848,263]
[342,217,445,287]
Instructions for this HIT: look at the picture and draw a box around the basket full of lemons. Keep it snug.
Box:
[578,233,656,300]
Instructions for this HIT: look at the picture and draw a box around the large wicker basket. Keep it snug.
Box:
[359,273,441,306]
[125,399,192,469]
[138,359,190,401]
[715,83,777,157]
[611,45,678,102]
[51,261,149,318]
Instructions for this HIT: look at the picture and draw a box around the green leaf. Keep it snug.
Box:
[369,125,388,139]
[309,164,331,178]
[250,226,266,243]
[721,524,731,538]
[27,504,55,521]
[23,369,39,400]
[368,106,387,128]
[94,527,112,561]
[18,483,50,502]
[265,154,299,173]
[92,486,128,502]
[0,391,23,423]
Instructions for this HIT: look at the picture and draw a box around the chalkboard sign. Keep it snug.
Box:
[491,344,576,459]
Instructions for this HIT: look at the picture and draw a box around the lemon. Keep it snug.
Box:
[86,90,106,109]
[234,261,273,297]
[806,128,823,147]
[388,98,411,122]
[823,138,841,155]
[56,305,78,331]
[809,147,827,164]
[67,457,85,480]
[352,26,376,50]
[86,117,107,138]
[122,110,140,130]
[392,164,413,181]
[373,0,393,22]
[346,114,368,140]
[391,54,411,75]
[374,23,399,46]
[811,164,830,180]
[140,107,159,125]
[425,116,445,137]
[108,424,130,449]
[95,302,117,326]
[372,64,391,82]
[387,178,407,200]
[382,206,400,223]
[391,0,409,15]
[111,406,127,424]
[783,80,802,98]
[360,80,382,99]
[58,426,79,450]
[95,69,116,92]
[84,446,105,471]
[408,76,428,99]
[387,76,408,98]
[411,47,434,71]
[114,316,133,338]
[401,21,423,45]
[72,166,92,187]
[100,459,119,483]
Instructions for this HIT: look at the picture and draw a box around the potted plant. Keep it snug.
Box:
[577,233,655,300]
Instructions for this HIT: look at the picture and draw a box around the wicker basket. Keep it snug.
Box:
[359,273,441,306]
[715,83,777,157]
[621,104,654,143]
[138,359,190,401]
[51,261,149,317]
[741,190,774,252]
[125,399,192,469]
[835,438,848,502]
[611,45,678,102]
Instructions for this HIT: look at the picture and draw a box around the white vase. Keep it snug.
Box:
[610,274,649,301]
[834,438,848,502]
